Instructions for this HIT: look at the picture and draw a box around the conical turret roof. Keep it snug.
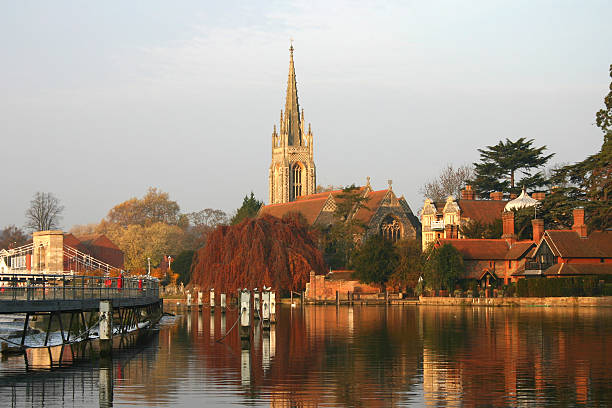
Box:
[504,188,540,212]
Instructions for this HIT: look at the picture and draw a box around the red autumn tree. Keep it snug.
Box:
[190,214,326,293]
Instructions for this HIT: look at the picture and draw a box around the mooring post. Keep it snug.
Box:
[385,291,389,304]
[336,291,339,307]
[99,300,113,357]
[220,293,227,314]
[300,291,304,307]
[210,289,215,313]
[187,292,192,311]
[270,292,276,324]
[253,290,260,320]
[261,290,270,330]
[239,289,251,347]
[198,291,203,311]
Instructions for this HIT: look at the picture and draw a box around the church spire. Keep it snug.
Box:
[284,42,302,145]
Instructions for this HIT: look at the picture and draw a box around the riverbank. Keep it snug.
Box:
[164,296,612,308]
[418,296,612,307]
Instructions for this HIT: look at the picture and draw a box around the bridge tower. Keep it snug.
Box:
[32,230,64,273]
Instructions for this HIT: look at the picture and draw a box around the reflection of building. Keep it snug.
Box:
[260,179,421,242]
[269,45,316,204]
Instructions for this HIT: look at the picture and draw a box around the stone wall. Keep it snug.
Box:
[305,273,380,301]
[418,296,612,307]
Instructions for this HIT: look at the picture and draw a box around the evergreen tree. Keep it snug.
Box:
[471,138,554,197]
[351,235,398,290]
[172,249,195,285]
[231,192,263,225]
[545,64,612,231]
[424,243,465,291]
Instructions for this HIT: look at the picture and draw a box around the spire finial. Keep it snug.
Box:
[366,176,371,187]
[290,38,294,54]
[388,179,393,190]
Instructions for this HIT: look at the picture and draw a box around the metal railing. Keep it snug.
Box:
[0,274,159,303]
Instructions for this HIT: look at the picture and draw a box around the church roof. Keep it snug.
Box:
[353,189,389,225]
[259,196,329,225]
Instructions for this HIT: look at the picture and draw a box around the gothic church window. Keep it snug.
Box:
[292,163,302,199]
[381,215,402,242]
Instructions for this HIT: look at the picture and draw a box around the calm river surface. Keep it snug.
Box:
[1,305,611,407]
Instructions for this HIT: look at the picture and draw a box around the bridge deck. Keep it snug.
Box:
[0,274,159,314]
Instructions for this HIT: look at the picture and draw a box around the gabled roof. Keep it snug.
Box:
[505,242,536,260]
[353,189,389,224]
[437,239,510,260]
[75,234,121,251]
[543,263,612,276]
[542,230,612,258]
[457,199,507,224]
[258,196,329,225]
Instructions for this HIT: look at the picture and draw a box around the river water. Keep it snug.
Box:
[0,305,611,407]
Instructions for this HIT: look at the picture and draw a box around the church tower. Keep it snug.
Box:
[268,44,316,204]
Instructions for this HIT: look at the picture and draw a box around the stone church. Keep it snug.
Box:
[260,45,421,241]
[268,44,316,204]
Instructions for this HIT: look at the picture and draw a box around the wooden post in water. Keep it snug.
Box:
[99,300,112,357]
[270,292,276,324]
[187,292,192,311]
[253,290,260,319]
[197,291,203,311]
[261,290,270,330]
[336,291,339,307]
[239,289,250,347]
[220,293,227,314]
[209,289,215,313]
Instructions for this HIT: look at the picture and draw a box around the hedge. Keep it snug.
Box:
[516,277,605,297]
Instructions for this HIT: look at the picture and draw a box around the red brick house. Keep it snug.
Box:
[519,209,612,278]
[64,233,124,270]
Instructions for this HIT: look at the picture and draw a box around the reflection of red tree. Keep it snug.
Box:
[190,215,326,293]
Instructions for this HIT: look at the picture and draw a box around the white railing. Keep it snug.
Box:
[430,220,445,230]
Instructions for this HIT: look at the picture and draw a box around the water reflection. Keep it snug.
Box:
[0,306,610,406]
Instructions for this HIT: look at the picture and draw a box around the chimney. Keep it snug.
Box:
[461,185,475,200]
[502,211,516,243]
[490,191,503,201]
[532,192,546,201]
[532,219,544,242]
[572,208,587,238]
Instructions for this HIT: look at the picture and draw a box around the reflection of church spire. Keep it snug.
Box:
[284,43,302,146]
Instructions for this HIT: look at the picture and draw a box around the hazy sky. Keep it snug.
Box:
[1,1,610,230]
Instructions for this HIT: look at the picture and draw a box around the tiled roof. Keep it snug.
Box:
[437,239,510,260]
[354,190,388,224]
[543,263,612,276]
[457,199,507,224]
[259,197,329,225]
[63,233,82,248]
[544,230,612,258]
[505,242,536,260]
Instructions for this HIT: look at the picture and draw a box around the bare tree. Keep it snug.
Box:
[420,164,474,201]
[25,192,64,232]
